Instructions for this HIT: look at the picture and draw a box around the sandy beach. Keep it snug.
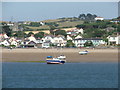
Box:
[1,48,118,62]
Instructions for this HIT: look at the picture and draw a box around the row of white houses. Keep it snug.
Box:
[73,38,106,47]
[0,33,120,48]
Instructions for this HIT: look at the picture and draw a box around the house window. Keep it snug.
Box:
[55,40,58,43]
[113,37,115,40]
[59,40,62,43]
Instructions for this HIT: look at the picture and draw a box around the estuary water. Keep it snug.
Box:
[2,62,118,88]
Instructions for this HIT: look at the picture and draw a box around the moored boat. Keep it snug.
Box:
[79,50,88,55]
[46,55,66,64]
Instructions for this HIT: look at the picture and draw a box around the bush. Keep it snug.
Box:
[66,40,75,47]
[84,41,94,47]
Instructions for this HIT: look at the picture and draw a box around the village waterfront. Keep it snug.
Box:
[1,1,120,88]
[2,48,118,88]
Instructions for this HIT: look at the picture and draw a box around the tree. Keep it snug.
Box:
[54,30,67,37]
[103,38,108,45]
[78,13,97,21]
[93,14,97,19]
[78,14,86,20]
[1,22,7,25]
[34,32,44,38]
[93,29,106,37]
[117,16,120,20]
[93,24,99,28]
[45,22,59,27]
[13,31,25,38]
[117,24,120,32]
[49,25,56,34]
[86,13,93,20]
[76,24,86,29]
[84,41,93,47]
[27,32,34,37]
[66,40,75,47]
[23,27,34,31]
[2,25,12,37]
[29,22,41,27]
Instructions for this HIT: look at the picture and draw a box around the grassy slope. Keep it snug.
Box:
[58,21,84,28]
[25,19,84,34]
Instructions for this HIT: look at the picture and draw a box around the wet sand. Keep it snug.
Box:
[1,48,118,62]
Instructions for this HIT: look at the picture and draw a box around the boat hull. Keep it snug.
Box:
[79,51,88,55]
[46,60,65,64]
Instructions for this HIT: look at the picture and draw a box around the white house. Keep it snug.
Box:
[75,35,82,39]
[1,40,10,46]
[11,40,18,46]
[74,28,84,34]
[53,35,67,47]
[41,35,54,48]
[66,31,72,35]
[3,34,9,39]
[9,37,16,42]
[28,35,36,41]
[42,41,51,48]
[67,35,73,40]
[107,35,120,45]
[7,23,14,26]
[95,17,104,21]
[73,38,106,47]
[42,35,54,43]
[0,34,9,41]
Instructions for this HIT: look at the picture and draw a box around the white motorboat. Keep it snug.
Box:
[79,50,88,55]
[46,55,66,64]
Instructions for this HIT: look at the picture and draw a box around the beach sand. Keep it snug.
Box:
[1,48,118,62]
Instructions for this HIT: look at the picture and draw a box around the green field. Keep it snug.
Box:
[27,20,84,30]
[58,21,84,28]
[27,25,50,30]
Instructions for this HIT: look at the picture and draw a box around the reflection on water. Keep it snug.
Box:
[2,62,118,88]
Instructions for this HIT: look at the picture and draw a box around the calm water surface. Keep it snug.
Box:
[2,62,118,88]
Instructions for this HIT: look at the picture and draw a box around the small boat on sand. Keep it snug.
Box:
[46,55,66,64]
[79,50,88,55]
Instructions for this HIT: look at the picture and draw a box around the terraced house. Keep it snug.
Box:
[73,38,106,47]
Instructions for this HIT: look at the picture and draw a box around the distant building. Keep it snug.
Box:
[95,17,104,21]
[7,23,14,26]
[40,22,45,26]
[110,20,120,24]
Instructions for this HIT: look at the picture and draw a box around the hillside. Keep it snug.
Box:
[26,18,84,31]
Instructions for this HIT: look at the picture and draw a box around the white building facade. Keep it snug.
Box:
[95,17,104,21]
[107,35,120,45]
[73,38,106,47]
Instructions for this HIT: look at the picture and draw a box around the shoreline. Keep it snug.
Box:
[1,48,118,63]
[1,48,118,52]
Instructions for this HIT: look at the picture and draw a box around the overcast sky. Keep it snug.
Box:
[2,2,118,21]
